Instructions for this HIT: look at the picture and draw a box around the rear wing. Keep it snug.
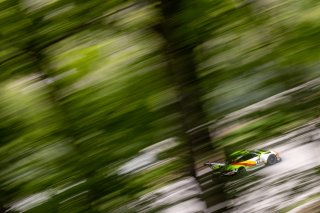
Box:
[204,161,225,167]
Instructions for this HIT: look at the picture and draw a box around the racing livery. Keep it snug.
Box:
[205,149,281,177]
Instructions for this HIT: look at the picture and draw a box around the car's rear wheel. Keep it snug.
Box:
[237,167,247,177]
[267,154,277,165]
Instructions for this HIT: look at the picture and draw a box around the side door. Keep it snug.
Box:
[238,154,258,171]
[249,153,263,168]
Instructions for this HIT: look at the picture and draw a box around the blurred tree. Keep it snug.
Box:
[1,0,320,212]
[155,0,214,177]
[152,1,231,211]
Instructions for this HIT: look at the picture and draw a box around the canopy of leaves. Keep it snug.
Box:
[0,0,319,212]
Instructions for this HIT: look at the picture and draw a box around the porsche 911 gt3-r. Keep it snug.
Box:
[204,149,281,177]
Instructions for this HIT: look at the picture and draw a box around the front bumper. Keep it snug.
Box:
[272,150,281,160]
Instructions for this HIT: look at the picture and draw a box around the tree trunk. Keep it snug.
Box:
[155,2,229,212]
[157,0,213,176]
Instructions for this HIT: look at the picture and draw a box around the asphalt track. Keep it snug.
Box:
[13,121,319,212]
[203,122,320,213]
[137,121,320,213]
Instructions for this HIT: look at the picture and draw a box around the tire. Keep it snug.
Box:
[237,167,247,177]
[267,154,277,165]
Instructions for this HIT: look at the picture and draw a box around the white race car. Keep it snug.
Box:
[205,149,281,177]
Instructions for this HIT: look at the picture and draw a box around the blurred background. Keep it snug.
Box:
[0,0,320,212]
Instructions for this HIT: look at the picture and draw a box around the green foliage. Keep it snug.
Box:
[0,0,320,212]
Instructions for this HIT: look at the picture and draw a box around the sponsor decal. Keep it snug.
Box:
[231,160,256,167]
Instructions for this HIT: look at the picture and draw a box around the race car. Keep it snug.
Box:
[204,149,281,177]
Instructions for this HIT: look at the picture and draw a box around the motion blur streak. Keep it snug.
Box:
[0,0,320,212]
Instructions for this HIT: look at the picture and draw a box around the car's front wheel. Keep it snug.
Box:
[267,154,277,165]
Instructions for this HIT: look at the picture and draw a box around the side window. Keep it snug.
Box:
[241,154,256,161]
[248,153,258,159]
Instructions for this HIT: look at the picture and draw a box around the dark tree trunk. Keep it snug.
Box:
[157,0,214,177]
[155,2,229,212]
